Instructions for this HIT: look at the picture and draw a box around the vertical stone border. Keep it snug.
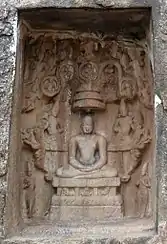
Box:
[0,1,17,238]
[153,0,167,227]
[0,0,166,241]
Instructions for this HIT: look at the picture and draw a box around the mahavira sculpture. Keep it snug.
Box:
[21,35,153,220]
[56,114,117,178]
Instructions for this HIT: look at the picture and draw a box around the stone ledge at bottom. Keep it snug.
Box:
[2,236,154,244]
[50,206,123,221]
[2,219,156,244]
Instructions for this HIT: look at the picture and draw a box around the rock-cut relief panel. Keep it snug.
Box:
[20,34,154,221]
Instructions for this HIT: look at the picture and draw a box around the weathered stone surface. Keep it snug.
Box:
[1,0,155,9]
[1,219,155,244]
[0,3,17,238]
[1,237,153,244]
[155,103,167,222]
[153,0,167,224]
[51,196,122,206]
[53,177,120,188]
[0,0,166,243]
[20,24,153,221]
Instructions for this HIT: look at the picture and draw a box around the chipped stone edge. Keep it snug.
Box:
[4,0,154,10]
[0,0,166,243]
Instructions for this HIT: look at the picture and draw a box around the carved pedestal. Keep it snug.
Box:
[50,177,122,221]
[19,19,154,223]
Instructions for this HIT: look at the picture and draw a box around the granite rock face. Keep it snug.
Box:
[1,237,153,244]
[0,218,155,244]
[0,3,17,237]
[0,0,166,243]
[0,0,157,9]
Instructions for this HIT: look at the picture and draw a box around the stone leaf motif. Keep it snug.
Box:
[58,60,75,102]
[79,61,98,83]
[59,60,75,83]
[20,35,154,222]
[98,187,110,196]
[79,187,94,196]
[41,76,61,97]
[61,188,75,196]
[22,35,58,113]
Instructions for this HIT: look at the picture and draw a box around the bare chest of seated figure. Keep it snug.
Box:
[56,115,118,178]
[75,135,99,166]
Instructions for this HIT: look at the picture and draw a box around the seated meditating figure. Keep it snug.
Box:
[56,114,117,178]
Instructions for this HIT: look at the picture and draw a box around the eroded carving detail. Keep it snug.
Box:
[23,160,35,218]
[56,114,117,179]
[111,99,151,182]
[136,161,151,218]
[79,188,94,196]
[97,187,110,196]
[41,76,61,97]
[21,33,154,222]
[60,188,76,196]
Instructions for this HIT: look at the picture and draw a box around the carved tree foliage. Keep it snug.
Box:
[20,32,154,220]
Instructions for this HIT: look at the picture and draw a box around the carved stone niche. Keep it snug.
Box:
[15,8,154,229]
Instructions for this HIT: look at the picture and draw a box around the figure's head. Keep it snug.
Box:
[81,115,94,134]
